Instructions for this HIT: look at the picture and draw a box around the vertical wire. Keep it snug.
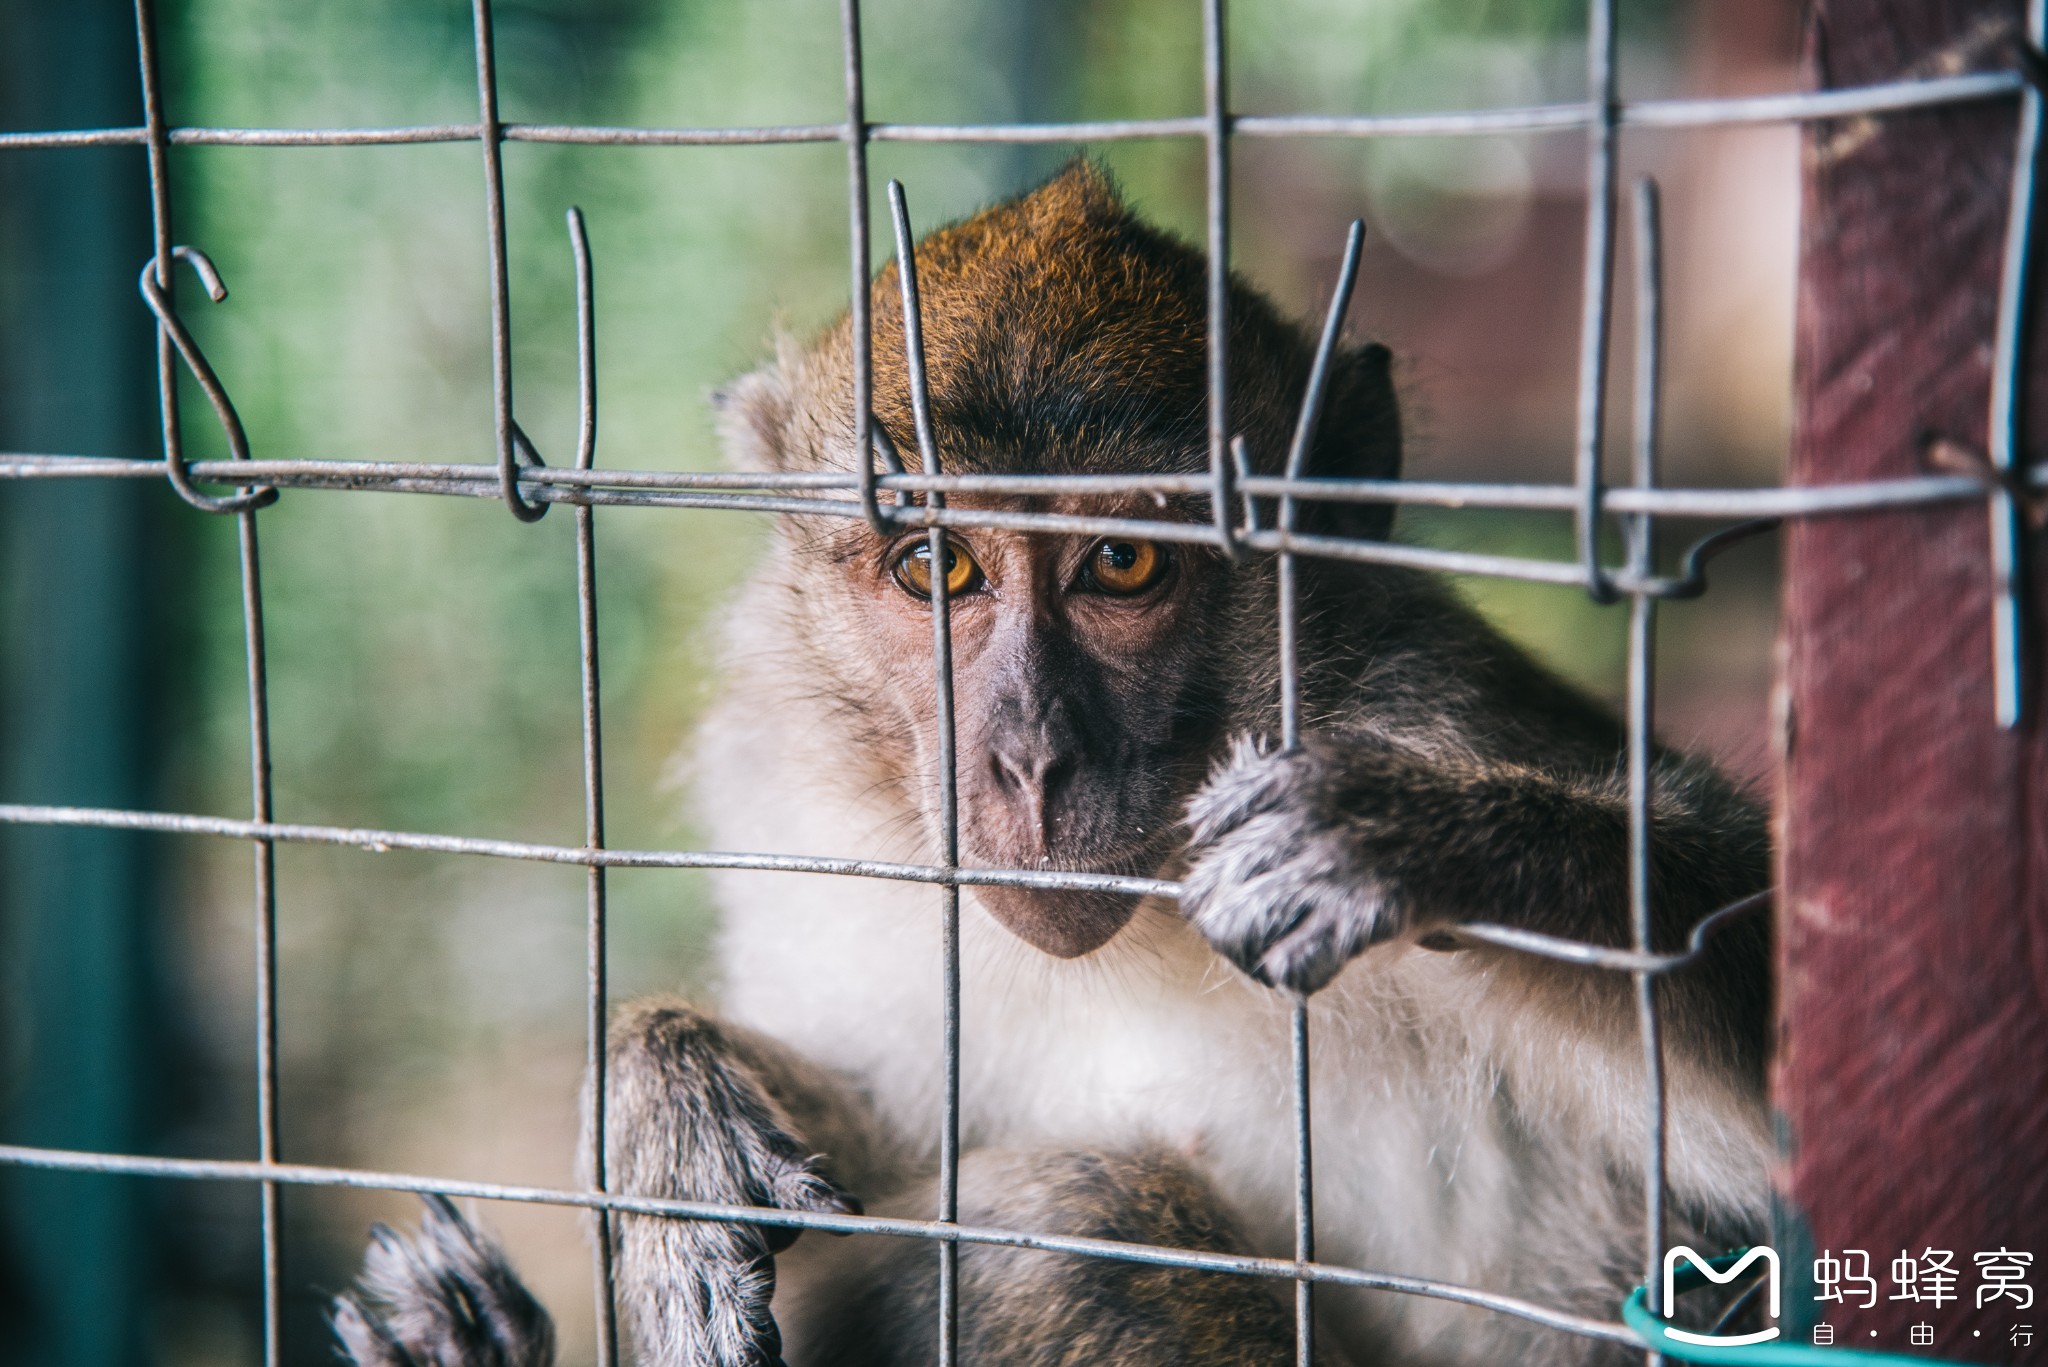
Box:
[1627,177,1668,1358]
[565,207,618,1367]
[890,184,940,466]
[927,488,961,1367]
[239,508,283,1367]
[1202,0,1311,1344]
[1275,218,1363,1367]
[1277,219,1366,749]
[471,0,543,522]
[1289,999,1314,1366]
[1572,0,1619,602]
[887,181,959,1367]
[843,0,887,533]
[134,0,180,485]
[136,5,281,1358]
[1203,0,1238,556]
[1987,0,2043,727]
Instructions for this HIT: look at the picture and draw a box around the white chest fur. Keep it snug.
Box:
[690,684,1765,1365]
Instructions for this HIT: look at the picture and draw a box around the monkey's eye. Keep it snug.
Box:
[891,537,984,599]
[1084,538,1168,595]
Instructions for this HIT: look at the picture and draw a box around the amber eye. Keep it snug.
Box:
[1086,538,1167,595]
[892,537,983,599]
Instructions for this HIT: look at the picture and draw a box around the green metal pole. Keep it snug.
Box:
[0,6,171,1365]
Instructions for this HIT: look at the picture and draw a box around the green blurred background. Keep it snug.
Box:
[0,1,1797,1362]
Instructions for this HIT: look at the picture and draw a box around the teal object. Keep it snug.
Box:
[1622,1250,1972,1366]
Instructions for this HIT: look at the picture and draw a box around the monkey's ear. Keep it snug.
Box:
[1304,341,1402,541]
[712,361,799,474]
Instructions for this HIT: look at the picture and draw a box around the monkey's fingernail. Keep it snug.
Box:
[1260,941,1333,997]
[811,1189,863,1234]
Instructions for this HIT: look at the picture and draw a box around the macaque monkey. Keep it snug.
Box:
[337,163,1771,1367]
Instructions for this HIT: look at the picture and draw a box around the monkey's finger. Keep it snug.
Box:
[1252,891,1395,996]
[1185,838,1345,968]
[644,1220,787,1367]
[1206,897,1316,979]
[754,1157,861,1252]
[336,1197,556,1367]
[737,1252,788,1367]
[1253,917,1356,996]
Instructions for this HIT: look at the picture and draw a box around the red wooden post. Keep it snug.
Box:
[1778,2,2048,1361]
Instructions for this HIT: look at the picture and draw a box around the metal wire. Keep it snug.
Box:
[884,178,963,1367]
[136,249,277,513]
[1627,176,1670,1359]
[843,0,888,535]
[1203,0,1239,561]
[9,450,2043,518]
[1572,0,1620,602]
[0,69,2024,152]
[563,204,621,1367]
[132,3,280,1360]
[1988,1,2045,726]
[0,1141,1644,1347]
[0,5,2041,1363]
[0,801,1179,896]
[471,0,547,522]
[1274,215,1366,1367]
[237,464,282,1367]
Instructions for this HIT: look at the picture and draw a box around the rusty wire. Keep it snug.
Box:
[0,1,2042,1363]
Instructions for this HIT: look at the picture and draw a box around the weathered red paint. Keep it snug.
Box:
[1778,2,2048,1362]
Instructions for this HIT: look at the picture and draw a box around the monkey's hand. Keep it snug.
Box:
[1182,732,1769,1000]
[335,1194,556,1367]
[1180,736,1458,996]
[606,1001,862,1367]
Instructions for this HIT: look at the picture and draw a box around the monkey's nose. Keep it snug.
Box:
[987,742,1078,848]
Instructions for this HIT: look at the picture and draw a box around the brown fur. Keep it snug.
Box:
[790,1149,1323,1367]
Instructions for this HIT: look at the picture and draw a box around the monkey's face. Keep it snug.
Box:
[720,164,1398,959]
[848,498,1230,958]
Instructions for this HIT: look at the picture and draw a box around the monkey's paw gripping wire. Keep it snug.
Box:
[1623,1250,1973,1366]
[138,246,278,515]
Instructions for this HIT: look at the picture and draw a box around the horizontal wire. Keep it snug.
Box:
[0,801,1177,898]
[8,453,2028,596]
[0,1142,1638,1346]
[0,800,1767,979]
[1457,889,1771,975]
[9,451,2028,605]
[0,68,2022,152]
[3,452,2034,519]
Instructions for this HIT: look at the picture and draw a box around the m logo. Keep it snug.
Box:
[1663,1246,1782,1345]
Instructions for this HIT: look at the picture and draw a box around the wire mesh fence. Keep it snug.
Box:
[1,0,2042,1363]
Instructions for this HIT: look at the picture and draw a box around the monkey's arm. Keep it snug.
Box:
[1178,733,1770,1027]
[603,999,893,1367]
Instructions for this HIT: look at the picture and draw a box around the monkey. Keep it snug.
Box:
[336,162,1772,1367]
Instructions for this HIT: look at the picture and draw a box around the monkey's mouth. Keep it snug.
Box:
[973,884,1142,958]
[966,837,1170,958]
